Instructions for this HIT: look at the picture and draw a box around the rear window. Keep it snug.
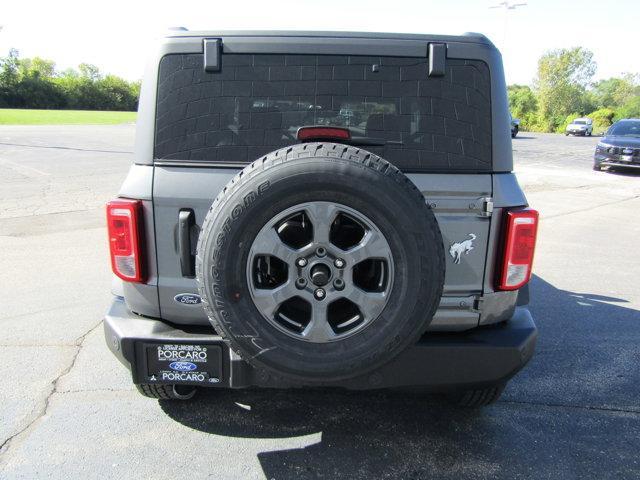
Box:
[155,53,492,172]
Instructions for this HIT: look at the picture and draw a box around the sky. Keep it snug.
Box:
[1,0,638,86]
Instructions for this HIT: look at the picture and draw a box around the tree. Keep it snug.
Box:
[0,51,140,110]
[0,49,20,106]
[614,96,640,121]
[508,85,537,115]
[19,57,56,79]
[534,47,597,131]
[591,74,640,110]
[508,84,538,129]
[13,74,66,108]
[79,63,101,81]
[587,108,615,130]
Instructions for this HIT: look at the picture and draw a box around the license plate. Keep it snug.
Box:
[620,155,632,162]
[145,343,222,385]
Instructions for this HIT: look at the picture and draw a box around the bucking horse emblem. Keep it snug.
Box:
[449,234,476,264]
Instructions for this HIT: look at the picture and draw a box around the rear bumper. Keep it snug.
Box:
[104,297,537,391]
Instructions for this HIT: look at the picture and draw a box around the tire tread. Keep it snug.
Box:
[136,384,175,399]
[195,142,445,379]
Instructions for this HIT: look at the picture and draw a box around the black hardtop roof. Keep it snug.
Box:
[165,29,493,46]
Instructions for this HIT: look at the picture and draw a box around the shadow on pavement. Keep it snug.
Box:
[505,275,640,410]
[160,274,640,479]
[604,168,640,177]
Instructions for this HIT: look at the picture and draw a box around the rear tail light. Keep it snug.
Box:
[106,199,145,282]
[297,126,351,142]
[497,208,539,291]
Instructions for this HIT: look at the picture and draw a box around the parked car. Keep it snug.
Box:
[510,115,520,138]
[565,117,593,136]
[593,118,640,171]
[104,30,539,407]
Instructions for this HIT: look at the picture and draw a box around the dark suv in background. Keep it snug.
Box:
[594,119,640,171]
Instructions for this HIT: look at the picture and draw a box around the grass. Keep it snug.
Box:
[0,109,137,125]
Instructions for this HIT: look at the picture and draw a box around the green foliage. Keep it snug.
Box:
[586,108,615,133]
[591,74,640,109]
[0,49,20,107]
[19,57,56,78]
[508,84,538,130]
[507,46,639,133]
[613,96,640,121]
[79,63,101,81]
[0,50,139,111]
[508,85,537,114]
[534,47,597,131]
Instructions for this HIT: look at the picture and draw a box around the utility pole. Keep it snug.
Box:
[489,1,528,48]
[489,1,527,84]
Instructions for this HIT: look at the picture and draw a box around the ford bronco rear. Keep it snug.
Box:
[104,30,538,407]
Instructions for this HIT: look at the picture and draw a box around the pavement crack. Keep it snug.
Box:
[0,301,98,322]
[502,398,640,414]
[543,195,640,220]
[58,387,132,394]
[0,142,133,154]
[0,320,103,459]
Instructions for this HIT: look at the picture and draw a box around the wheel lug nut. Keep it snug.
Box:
[296,257,307,267]
[314,288,326,300]
[315,247,326,257]
[334,258,345,268]
[296,278,307,289]
[333,278,345,291]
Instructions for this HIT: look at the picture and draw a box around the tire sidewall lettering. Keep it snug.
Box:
[196,146,444,382]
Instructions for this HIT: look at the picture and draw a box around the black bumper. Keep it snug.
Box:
[104,297,537,391]
[594,154,640,169]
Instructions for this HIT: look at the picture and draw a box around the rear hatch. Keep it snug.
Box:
[142,32,512,328]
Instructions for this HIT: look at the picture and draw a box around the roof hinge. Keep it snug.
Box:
[428,43,446,77]
[204,38,222,72]
[478,197,493,217]
[473,296,484,312]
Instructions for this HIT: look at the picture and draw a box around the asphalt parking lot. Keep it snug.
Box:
[1,126,639,479]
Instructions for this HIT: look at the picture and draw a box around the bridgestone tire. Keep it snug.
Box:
[196,142,445,382]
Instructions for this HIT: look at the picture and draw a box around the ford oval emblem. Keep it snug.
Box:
[174,293,202,305]
[169,361,197,372]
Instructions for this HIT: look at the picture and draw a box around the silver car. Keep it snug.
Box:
[566,117,593,136]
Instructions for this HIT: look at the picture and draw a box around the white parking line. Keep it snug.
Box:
[0,158,50,177]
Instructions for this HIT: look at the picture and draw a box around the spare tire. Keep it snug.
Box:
[196,143,444,382]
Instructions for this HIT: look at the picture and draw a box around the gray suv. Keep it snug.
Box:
[104,30,538,407]
[565,117,593,136]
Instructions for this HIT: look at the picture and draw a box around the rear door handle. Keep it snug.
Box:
[178,210,195,277]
